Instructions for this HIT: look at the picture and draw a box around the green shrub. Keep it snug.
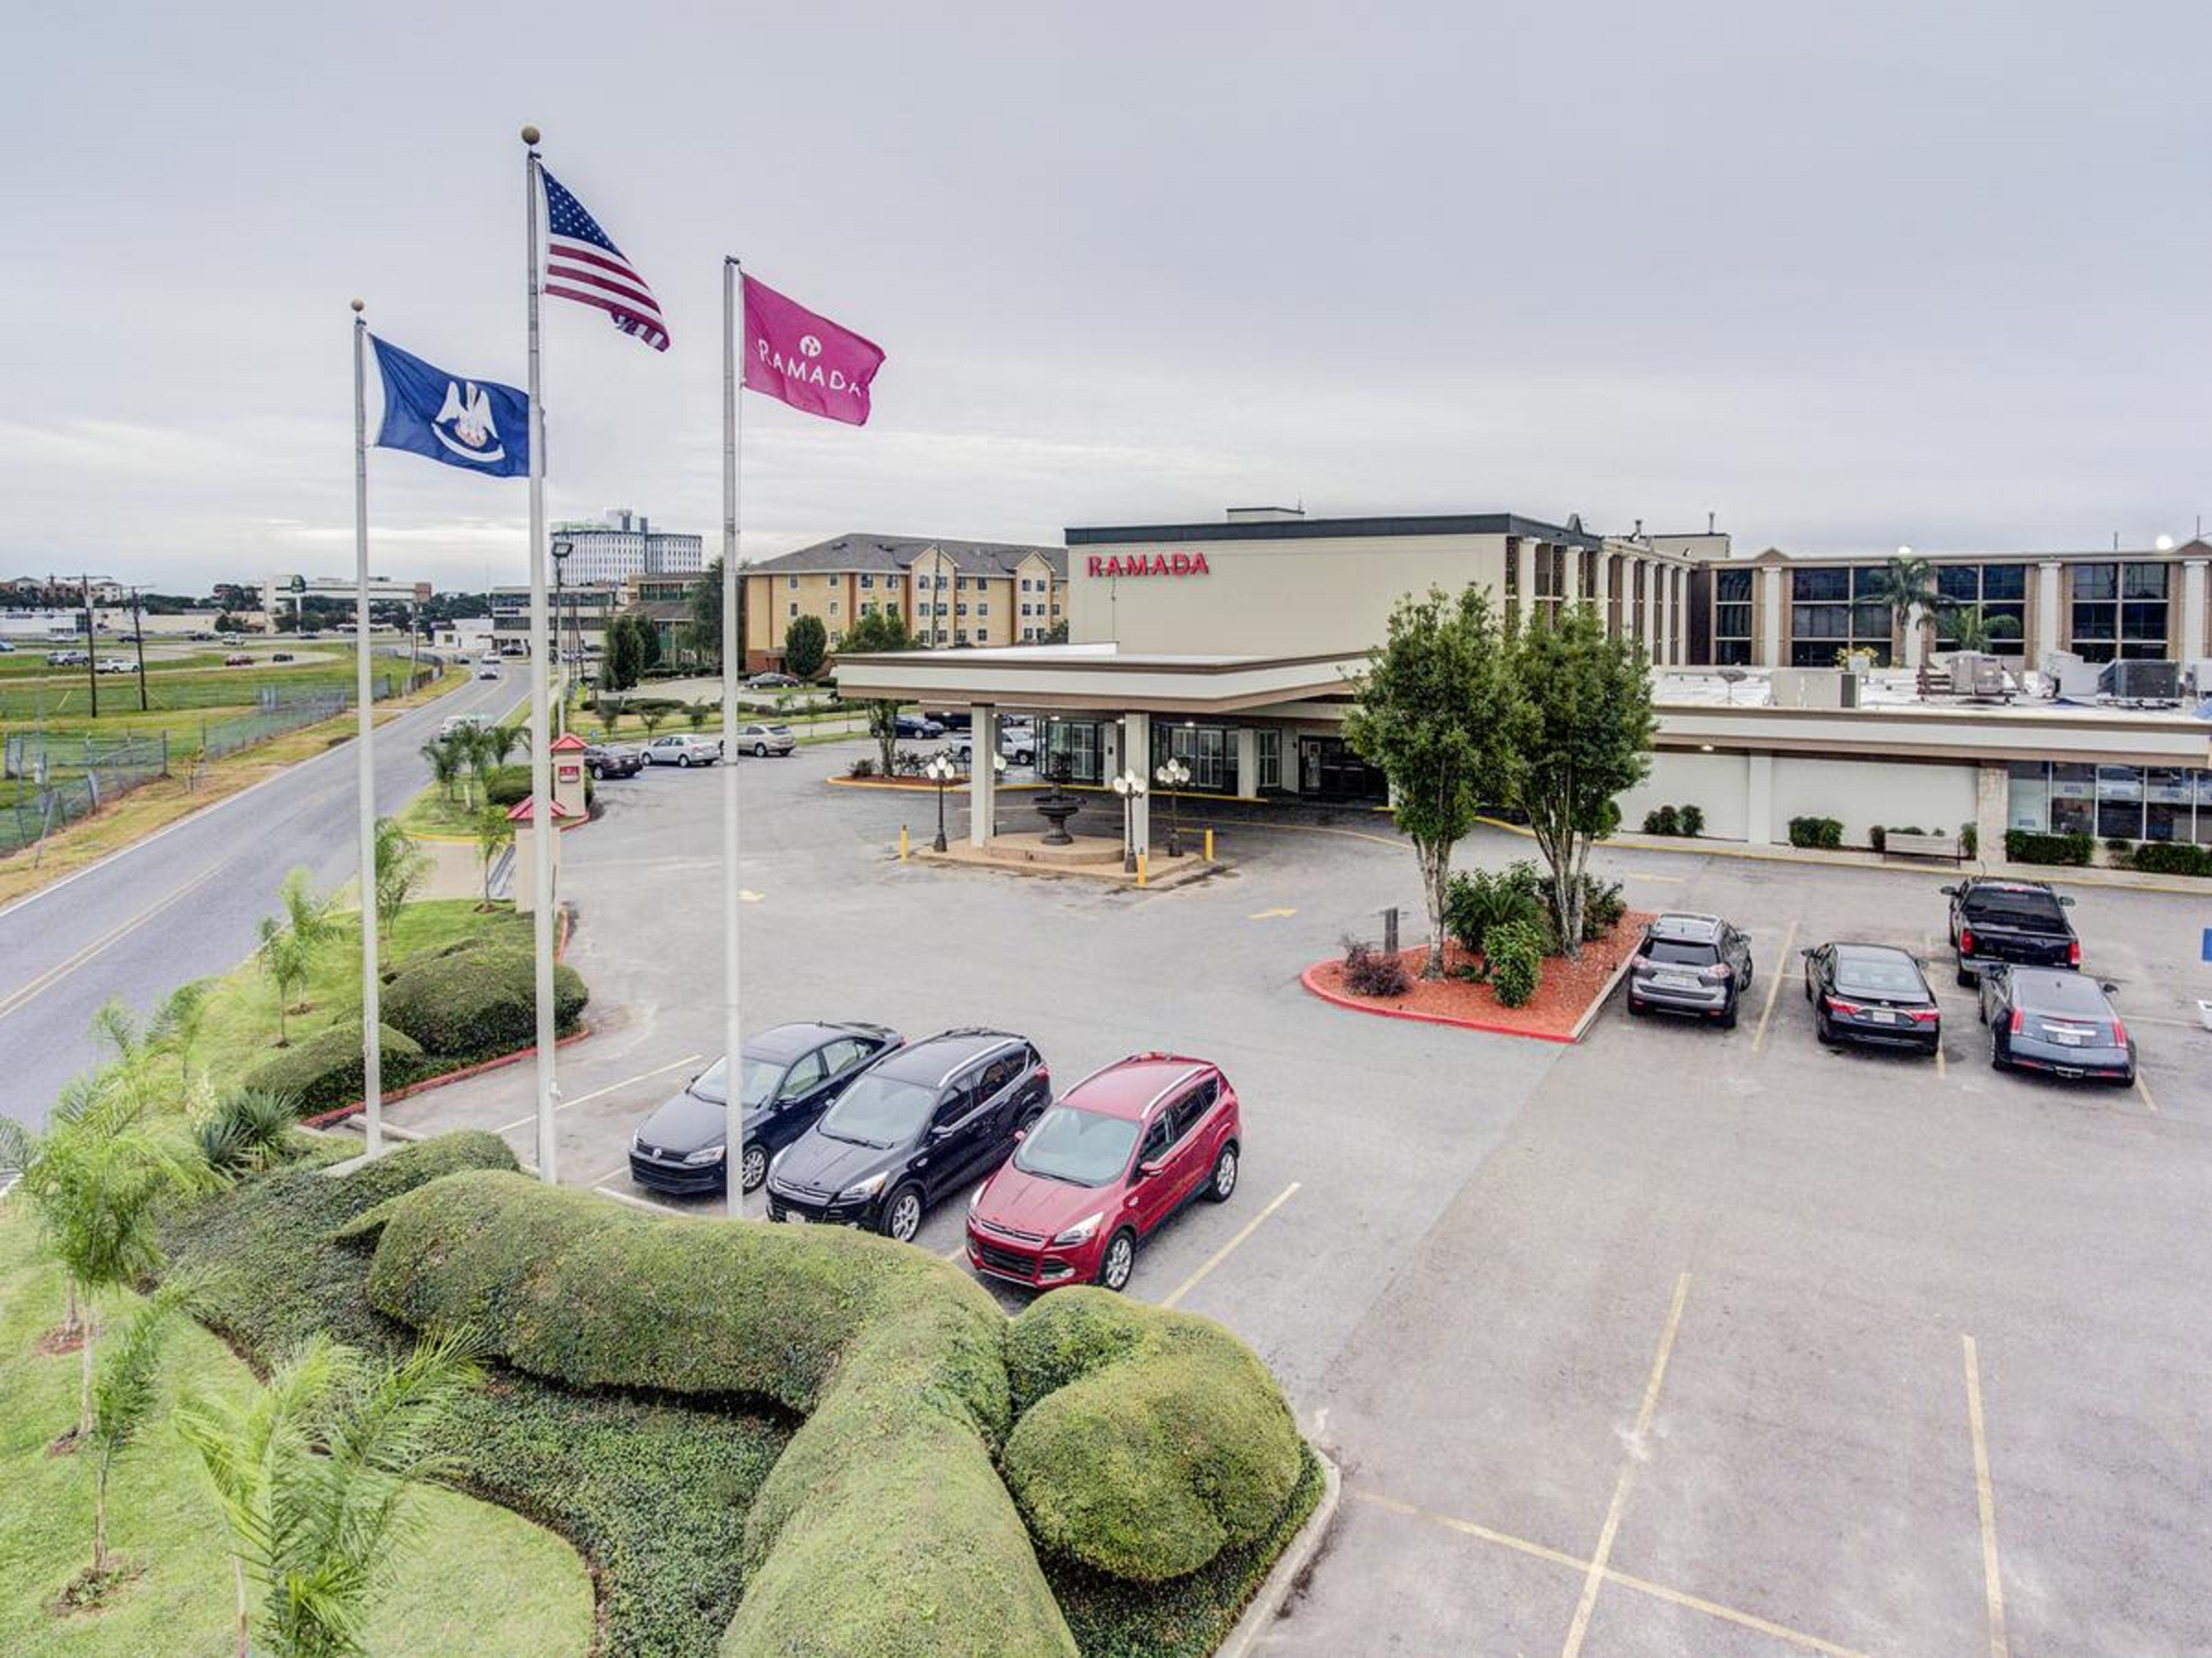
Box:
[380,944,587,1057]
[195,1088,303,1174]
[1340,939,1410,998]
[1486,919,1544,1007]
[1960,822,1979,860]
[2005,828,2092,866]
[1678,804,1704,837]
[1575,876,1627,941]
[1787,815,1844,850]
[1001,1290,1303,1584]
[2128,841,2212,876]
[241,1022,424,1111]
[1443,861,1546,957]
[1642,805,1680,836]
[484,765,594,810]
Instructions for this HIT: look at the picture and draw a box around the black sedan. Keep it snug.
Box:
[892,712,944,740]
[584,742,645,779]
[629,1022,902,1196]
[1802,943,1941,1054]
[766,1029,1050,1242]
[1979,966,2136,1085]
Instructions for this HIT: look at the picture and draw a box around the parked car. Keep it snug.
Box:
[0,640,14,653]
[642,732,722,767]
[95,657,135,674]
[223,652,253,666]
[1625,913,1754,1027]
[766,1028,1051,1241]
[1802,943,1941,1054]
[1943,876,2078,985]
[1979,965,2136,1085]
[966,1053,1241,1293]
[271,651,296,663]
[954,726,1038,768]
[745,671,801,689]
[582,742,644,779]
[629,1022,905,1196]
[46,650,87,666]
[733,722,796,758]
[893,712,945,740]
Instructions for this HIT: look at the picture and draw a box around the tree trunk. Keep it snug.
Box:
[233,1556,250,1658]
[1417,837,1451,980]
[78,1316,95,1437]
[93,1463,109,1572]
[63,1275,78,1337]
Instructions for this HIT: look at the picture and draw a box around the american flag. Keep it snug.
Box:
[542,169,669,352]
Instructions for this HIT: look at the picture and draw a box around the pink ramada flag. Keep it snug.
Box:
[741,275,886,426]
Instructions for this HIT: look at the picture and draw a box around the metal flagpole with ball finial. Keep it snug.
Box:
[722,256,748,1218]
[351,298,383,1156]
[522,123,559,1184]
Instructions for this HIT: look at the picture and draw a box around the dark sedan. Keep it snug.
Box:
[893,712,944,740]
[584,742,645,779]
[629,1022,902,1196]
[766,1029,1050,1241]
[1979,966,2136,1084]
[1802,943,1941,1054]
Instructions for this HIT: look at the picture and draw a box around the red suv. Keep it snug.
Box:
[965,1053,1240,1293]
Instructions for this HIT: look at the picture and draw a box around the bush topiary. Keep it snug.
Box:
[380,943,587,1056]
[1443,861,1546,957]
[2005,829,2092,866]
[1487,919,1544,1007]
[485,765,594,810]
[1678,804,1704,838]
[2129,840,2212,877]
[242,1022,424,1111]
[1787,815,1845,850]
[1001,1290,1303,1584]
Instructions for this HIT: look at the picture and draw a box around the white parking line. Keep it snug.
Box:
[491,1053,703,1136]
[593,1184,674,1215]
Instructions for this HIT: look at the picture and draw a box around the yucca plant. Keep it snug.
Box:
[175,1331,482,1658]
[195,1090,302,1178]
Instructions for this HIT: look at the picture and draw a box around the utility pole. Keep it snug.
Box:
[81,572,98,719]
[128,586,149,712]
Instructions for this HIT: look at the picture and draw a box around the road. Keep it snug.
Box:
[0,672,516,1131]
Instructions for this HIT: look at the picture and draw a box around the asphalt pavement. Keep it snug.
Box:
[0,672,515,1130]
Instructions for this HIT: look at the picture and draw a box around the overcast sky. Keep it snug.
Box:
[6,1,2207,592]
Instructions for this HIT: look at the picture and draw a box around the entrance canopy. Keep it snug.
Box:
[832,644,1369,715]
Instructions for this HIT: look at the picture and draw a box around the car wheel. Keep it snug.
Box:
[1717,1000,1738,1031]
[678,753,691,768]
[1204,1144,1238,1203]
[1625,994,1646,1017]
[880,1184,924,1244]
[753,742,768,757]
[1097,1229,1136,1292]
[590,764,605,780]
[739,1144,768,1192]
[1988,1029,2008,1071]
[1816,1007,1837,1046]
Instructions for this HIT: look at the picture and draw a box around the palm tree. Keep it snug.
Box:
[484,722,525,768]
[151,981,212,1095]
[685,699,711,733]
[638,707,666,741]
[1859,554,1940,666]
[371,817,427,945]
[473,805,513,908]
[417,736,462,804]
[1944,606,2021,655]
[175,1331,482,1658]
[258,870,334,1046]
[84,1284,191,1577]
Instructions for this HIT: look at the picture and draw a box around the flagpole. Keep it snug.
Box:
[523,123,559,1186]
[351,299,383,1158]
[722,256,745,1220]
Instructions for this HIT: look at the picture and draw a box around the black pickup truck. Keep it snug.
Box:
[1942,877,2079,986]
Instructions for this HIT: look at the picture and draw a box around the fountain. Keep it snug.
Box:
[1032,760,1085,846]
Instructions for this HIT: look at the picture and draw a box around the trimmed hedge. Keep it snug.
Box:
[1001,1290,1304,1584]
[2125,840,2212,877]
[380,943,588,1057]
[1787,815,1845,850]
[485,764,595,809]
[242,1021,423,1111]
[2005,828,2092,867]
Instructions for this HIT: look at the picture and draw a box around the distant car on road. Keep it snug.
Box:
[95,657,135,674]
[1979,965,2135,1085]
[271,651,296,663]
[1802,942,1940,1054]
[1942,876,2078,985]
[476,661,501,679]
[629,1022,904,1196]
[437,712,485,740]
[733,723,796,757]
[582,742,644,779]
[1625,913,1753,1027]
[893,712,944,740]
[966,1052,1241,1293]
[47,650,87,667]
[642,732,722,767]
[767,1028,1051,1241]
[0,640,14,653]
[745,671,801,689]
[223,652,253,666]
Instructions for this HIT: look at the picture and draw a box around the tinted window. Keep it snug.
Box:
[1962,887,2066,927]
[1170,1078,1220,1139]
[818,1074,938,1147]
[818,1038,872,1076]
[778,1050,827,1098]
[1013,1106,1141,1187]
[1138,1116,1172,1164]
[1833,953,1924,997]
[977,1053,1023,1098]
[1647,939,1718,966]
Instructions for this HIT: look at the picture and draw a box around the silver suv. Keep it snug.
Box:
[1626,913,1754,1028]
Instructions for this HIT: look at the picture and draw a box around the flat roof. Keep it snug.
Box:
[1065,512,1605,550]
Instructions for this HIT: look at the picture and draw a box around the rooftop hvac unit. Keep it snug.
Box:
[2040,650,2102,701]
[2184,659,2212,700]
[2096,659,2179,701]
[1948,652,2009,699]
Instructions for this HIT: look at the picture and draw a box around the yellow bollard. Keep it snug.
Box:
[1204,827,1215,862]
[1137,852,1148,888]
[899,824,909,860]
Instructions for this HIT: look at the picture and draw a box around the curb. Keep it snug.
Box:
[1297,961,1577,1044]
[1218,1448,1341,1658]
[1569,947,1642,1042]
[300,1025,593,1127]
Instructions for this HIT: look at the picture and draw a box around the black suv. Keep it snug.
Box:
[767,1029,1050,1241]
[1626,913,1754,1027]
[1943,877,2078,985]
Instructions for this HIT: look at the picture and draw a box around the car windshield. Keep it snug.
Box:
[1963,887,2066,927]
[817,1074,938,1148]
[689,1055,783,1109]
[1834,954,1923,997]
[1645,939,1717,966]
[1014,1105,1142,1186]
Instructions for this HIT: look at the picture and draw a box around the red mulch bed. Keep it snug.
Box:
[1301,911,1656,1041]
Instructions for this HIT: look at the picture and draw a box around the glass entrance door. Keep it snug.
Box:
[1297,736,1387,803]
[1045,718,1102,784]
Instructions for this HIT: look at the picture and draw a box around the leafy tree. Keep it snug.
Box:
[602,615,640,692]
[1506,603,1655,960]
[687,557,730,670]
[175,1331,482,1658]
[85,1284,192,1576]
[684,699,712,733]
[784,614,828,680]
[214,613,246,635]
[632,611,663,675]
[1042,617,1070,644]
[418,736,463,804]
[595,695,626,736]
[473,805,513,907]
[844,609,915,777]
[639,707,666,740]
[372,817,427,944]
[1343,586,1523,978]
[257,870,334,1046]
[1860,554,1940,665]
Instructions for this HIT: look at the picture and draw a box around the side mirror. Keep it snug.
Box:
[2059,896,2076,906]
[1938,885,1959,897]
[1012,1128,1026,1144]
[2101,981,2119,995]
[929,1121,957,1141]
[1798,946,1814,959]
[1137,1159,1165,1180]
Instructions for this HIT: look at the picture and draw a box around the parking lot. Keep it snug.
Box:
[380,739,2212,1656]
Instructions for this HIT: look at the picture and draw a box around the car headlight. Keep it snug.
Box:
[968,1182,984,1212]
[682,1145,726,1167]
[839,1172,889,1202]
[1052,1212,1104,1247]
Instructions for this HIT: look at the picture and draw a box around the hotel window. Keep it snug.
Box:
[1711,569,1753,666]
[1934,564,2027,655]
[978,603,988,617]
[828,601,839,615]
[1256,729,1282,791]
[787,602,798,618]
[1504,541,1520,628]
[1789,566,1893,666]
[1158,723,1231,792]
[860,573,874,588]
[956,602,968,616]
[2068,562,2167,662]
[933,602,947,616]
[787,576,799,589]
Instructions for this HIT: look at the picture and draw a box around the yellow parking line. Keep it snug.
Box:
[1348,1490,1587,1573]
[1248,907,1298,920]
[1962,1335,2008,1657]
[1601,1567,1869,1658]
[492,1053,703,1136]
[2136,1072,2158,1113]
[1560,1272,1691,1658]
[1627,872,1686,883]
[1752,920,1799,1053]
[1937,1045,1947,1081]
[1159,1181,1299,1309]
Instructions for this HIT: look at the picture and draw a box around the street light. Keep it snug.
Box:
[925,750,960,852]
[549,537,574,735]
[1155,756,1190,858]
[1109,766,1148,872]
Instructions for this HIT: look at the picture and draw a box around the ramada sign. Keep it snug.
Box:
[1085,551,1211,578]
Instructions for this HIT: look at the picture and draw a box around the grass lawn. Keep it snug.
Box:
[397,783,498,841]
[0,1203,592,1658]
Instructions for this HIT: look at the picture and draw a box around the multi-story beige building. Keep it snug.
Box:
[742,535,1066,671]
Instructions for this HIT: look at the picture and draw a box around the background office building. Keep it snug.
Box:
[553,509,704,586]
[742,535,1066,670]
